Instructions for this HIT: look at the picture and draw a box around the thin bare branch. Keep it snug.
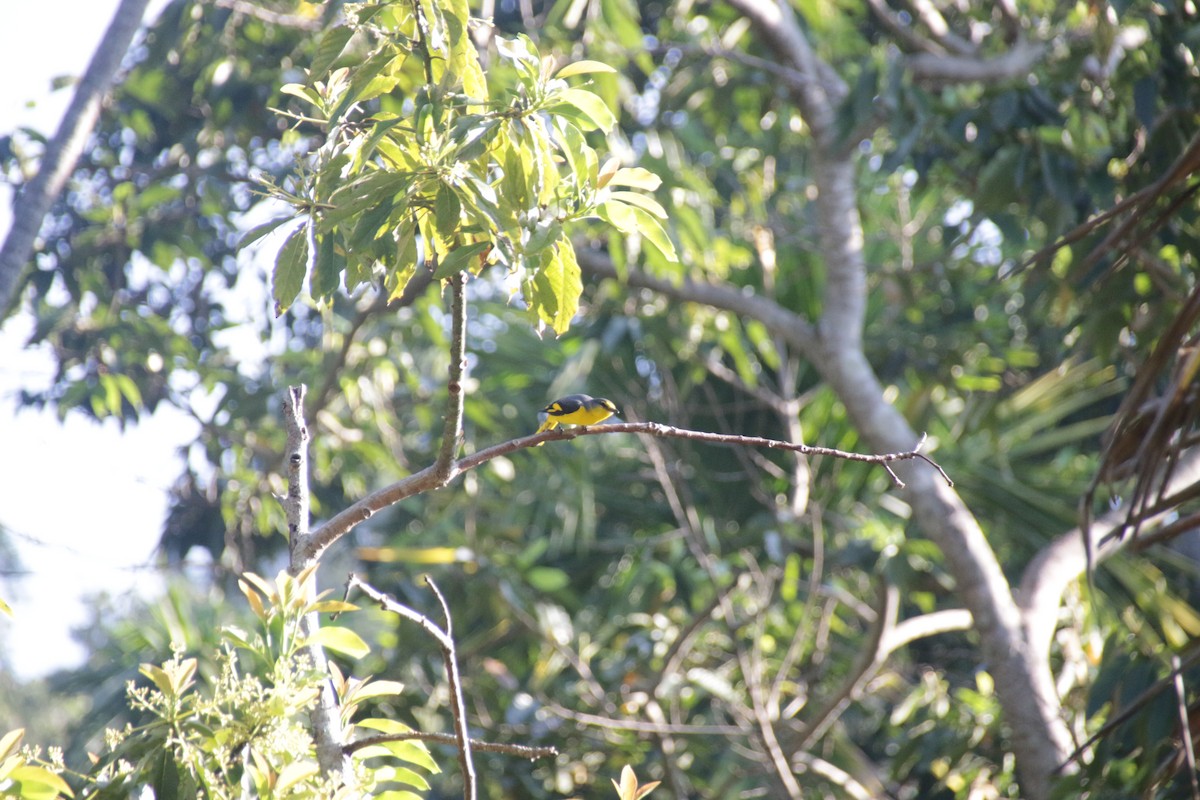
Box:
[794,581,899,750]
[209,0,324,30]
[344,731,557,759]
[545,703,746,736]
[301,417,948,562]
[883,608,973,652]
[1172,654,1200,800]
[348,575,477,800]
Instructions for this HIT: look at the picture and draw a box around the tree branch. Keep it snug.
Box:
[903,39,1047,86]
[300,418,948,561]
[722,0,844,146]
[0,0,151,317]
[435,272,467,483]
[282,387,352,783]
[1017,447,1200,667]
[344,731,557,759]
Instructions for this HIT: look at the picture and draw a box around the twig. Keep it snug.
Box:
[209,0,323,30]
[426,576,476,800]
[344,731,557,760]
[545,704,745,736]
[1058,647,1200,771]
[527,423,949,489]
[347,575,477,800]
[435,272,467,483]
[1173,654,1200,800]
[793,580,899,750]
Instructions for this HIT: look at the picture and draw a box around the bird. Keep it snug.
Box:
[533,394,620,445]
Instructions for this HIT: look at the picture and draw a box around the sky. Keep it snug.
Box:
[0,0,184,679]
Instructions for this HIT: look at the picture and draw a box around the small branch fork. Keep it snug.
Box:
[347,575,476,799]
[299,418,950,563]
[343,575,558,796]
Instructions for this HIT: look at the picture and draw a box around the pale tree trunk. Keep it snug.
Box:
[0,0,151,317]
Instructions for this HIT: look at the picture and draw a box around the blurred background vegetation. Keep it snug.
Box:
[4,0,1200,797]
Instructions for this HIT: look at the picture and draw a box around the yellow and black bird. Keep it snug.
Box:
[534,394,620,445]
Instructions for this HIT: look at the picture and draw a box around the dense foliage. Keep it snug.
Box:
[4,0,1200,798]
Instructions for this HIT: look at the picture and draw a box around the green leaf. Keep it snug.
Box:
[310,231,341,299]
[434,183,462,239]
[604,166,661,190]
[555,59,618,79]
[526,566,570,591]
[275,762,319,794]
[386,220,420,302]
[310,26,355,77]
[598,200,678,262]
[307,625,371,659]
[0,729,23,761]
[547,88,616,132]
[273,225,308,315]
[609,190,667,219]
[280,83,324,109]
[239,215,293,250]
[529,240,581,335]
[432,241,491,279]
[8,765,74,799]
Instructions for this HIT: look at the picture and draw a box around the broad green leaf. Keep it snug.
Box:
[530,240,581,335]
[432,241,491,279]
[330,49,398,122]
[555,60,618,79]
[138,663,174,697]
[606,166,662,190]
[0,729,24,761]
[310,26,355,77]
[353,679,408,700]
[386,221,419,302]
[598,200,678,262]
[554,118,598,191]
[275,762,319,794]
[273,225,308,315]
[547,88,616,132]
[307,625,371,659]
[375,766,431,790]
[442,0,488,101]
[280,83,323,109]
[434,183,462,239]
[609,190,667,219]
[311,231,341,299]
[527,565,570,591]
[9,765,74,798]
[356,718,413,735]
[239,215,293,250]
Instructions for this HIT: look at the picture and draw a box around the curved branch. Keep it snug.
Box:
[794,580,899,750]
[1018,447,1200,666]
[722,0,844,146]
[578,246,1075,797]
[904,39,1047,86]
